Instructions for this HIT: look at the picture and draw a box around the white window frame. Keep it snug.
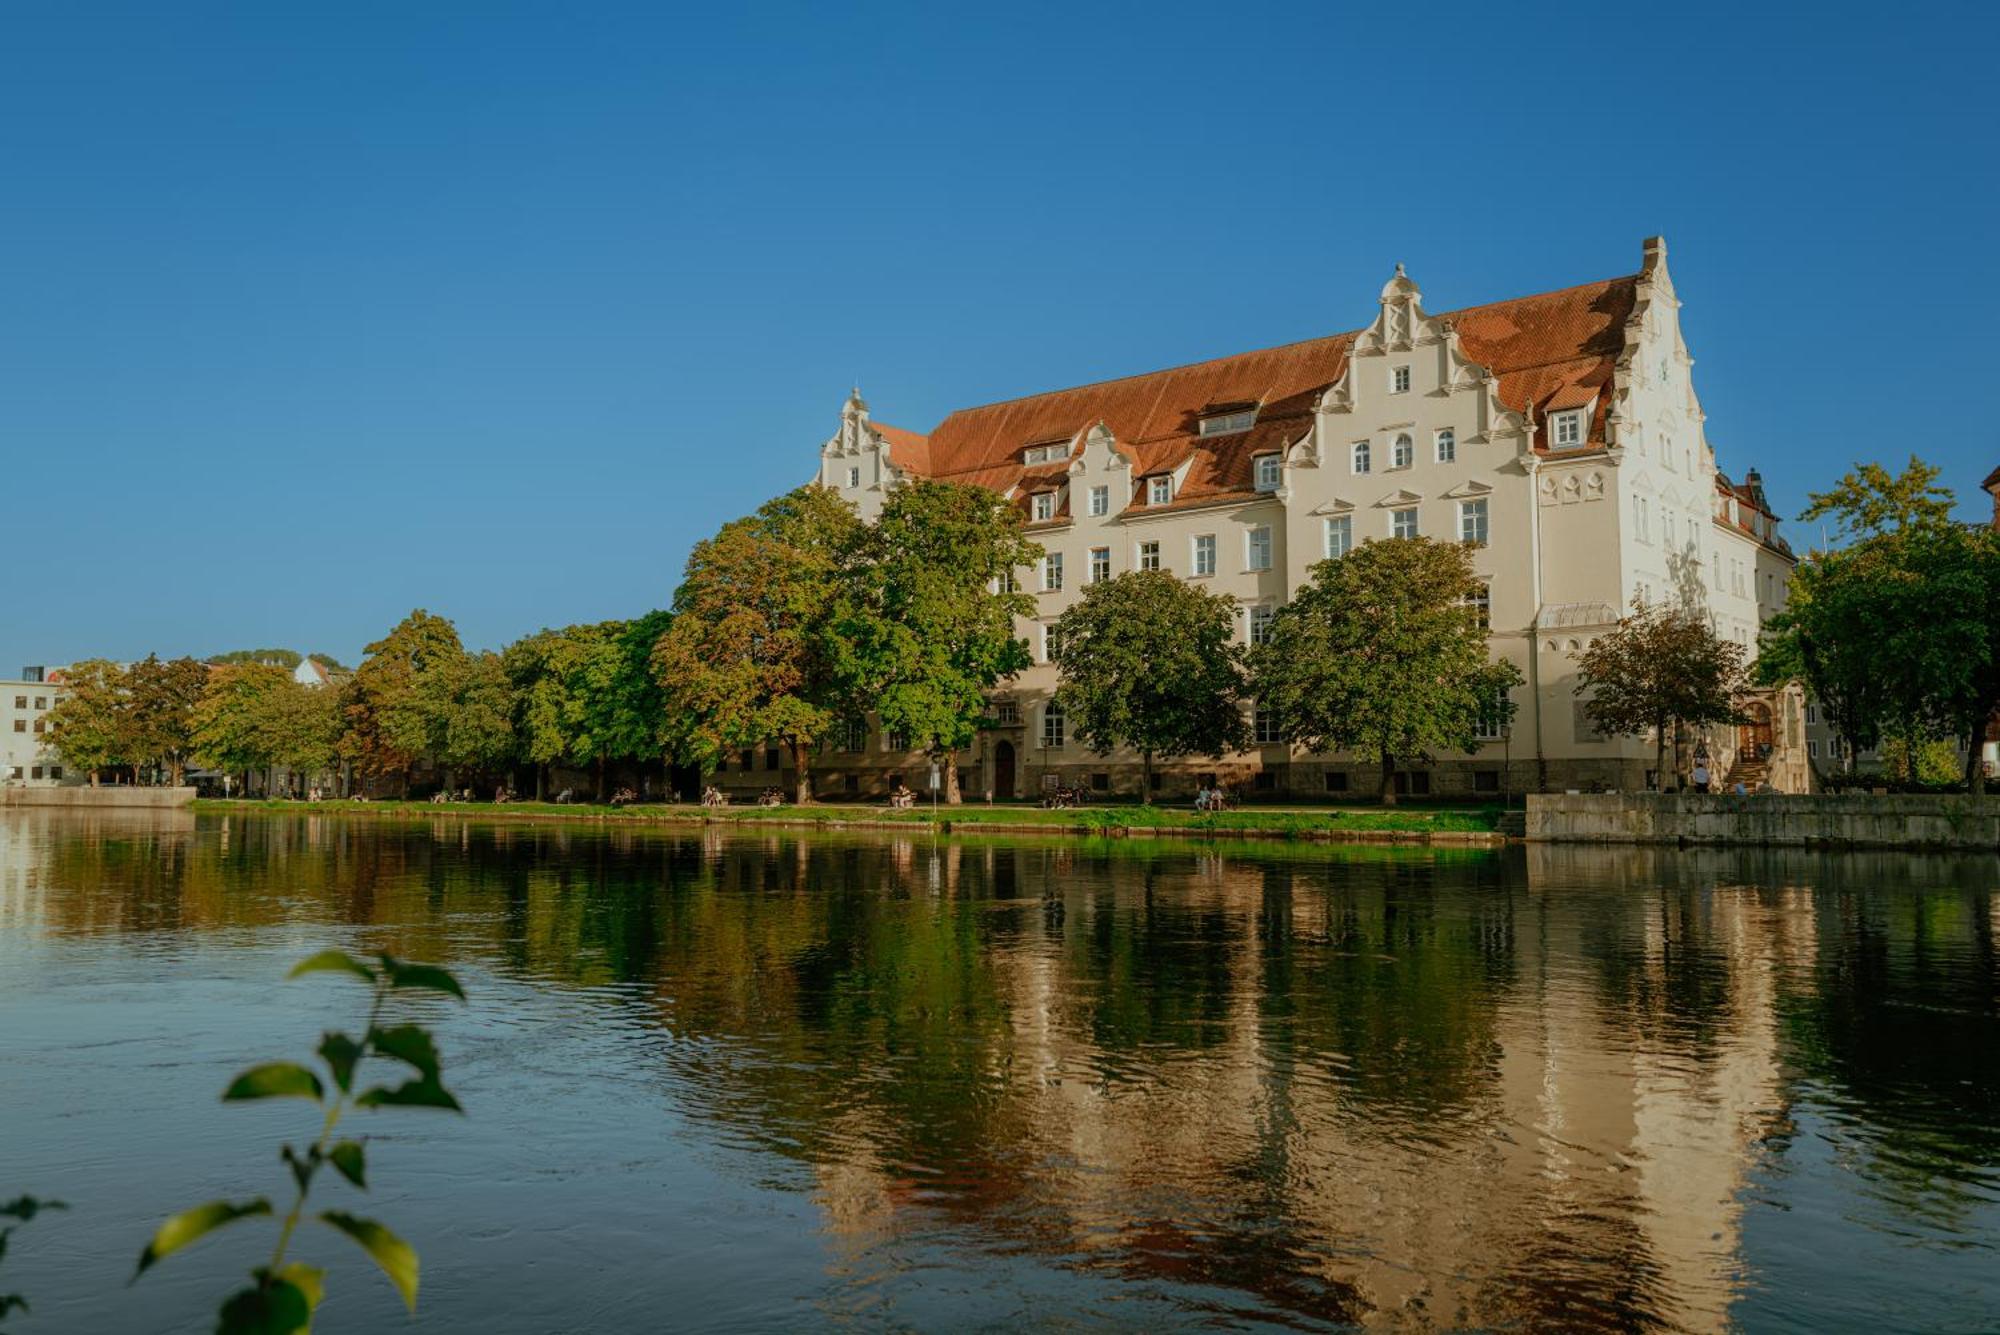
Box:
[1459,498,1489,547]
[1032,492,1055,522]
[1435,428,1455,463]
[1351,440,1371,474]
[1253,703,1281,744]
[1391,507,1419,539]
[1041,552,1063,592]
[1249,604,1276,646]
[1246,525,1273,572]
[1463,584,1490,630]
[1138,540,1161,572]
[1199,408,1257,437]
[846,466,861,488]
[1323,515,1352,559]
[1392,433,1413,469]
[1149,475,1172,505]
[1087,485,1109,517]
[1552,411,1583,447]
[1253,454,1281,492]
[1041,702,1065,748]
[1088,546,1110,584]
[1391,365,1411,394]
[1192,534,1217,577]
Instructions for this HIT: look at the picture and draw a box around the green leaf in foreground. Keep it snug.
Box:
[222,1063,325,1104]
[376,955,466,1001]
[216,1276,312,1335]
[0,1197,66,1222]
[134,1199,272,1277]
[354,1077,462,1113]
[317,1031,363,1093]
[317,1211,418,1311]
[286,950,375,984]
[367,1024,441,1080]
[271,1262,325,1313]
[328,1140,367,1189]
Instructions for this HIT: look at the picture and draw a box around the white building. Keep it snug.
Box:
[1,668,69,786]
[792,238,1794,799]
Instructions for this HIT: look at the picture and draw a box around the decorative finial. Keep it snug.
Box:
[1395,262,1406,277]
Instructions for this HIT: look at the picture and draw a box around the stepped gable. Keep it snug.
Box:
[897,274,1639,510]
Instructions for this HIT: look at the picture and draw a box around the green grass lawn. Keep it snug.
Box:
[193,796,1507,836]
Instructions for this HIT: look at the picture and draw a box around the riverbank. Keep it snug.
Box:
[1528,792,2000,851]
[191,797,1510,845]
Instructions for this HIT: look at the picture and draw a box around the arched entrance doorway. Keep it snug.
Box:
[994,741,1016,800]
[1737,701,1774,759]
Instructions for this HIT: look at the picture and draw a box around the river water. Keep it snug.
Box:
[2,810,1997,1332]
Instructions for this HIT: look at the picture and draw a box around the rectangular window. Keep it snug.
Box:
[1464,584,1490,630]
[31,719,43,734]
[1041,704,1065,749]
[1200,408,1257,436]
[1246,526,1273,571]
[1088,485,1109,517]
[7,767,19,780]
[1039,623,1054,663]
[1435,428,1455,463]
[1553,411,1583,446]
[838,718,867,752]
[1635,496,1650,542]
[1192,534,1216,576]
[993,699,1020,726]
[11,697,22,709]
[1323,770,1348,792]
[47,766,60,781]
[1033,492,1056,522]
[885,730,911,752]
[1392,507,1419,539]
[847,467,861,488]
[1253,705,1281,744]
[1000,568,1020,594]
[1459,498,1489,546]
[766,747,782,770]
[1249,604,1276,645]
[739,749,754,773]
[1473,770,1500,793]
[1351,441,1371,474]
[1139,541,1160,572]
[1042,552,1064,591]
[1090,772,1110,791]
[1089,547,1110,584]
[1473,687,1509,740]
[1806,703,1818,725]
[1254,454,1281,492]
[11,720,22,733]
[1391,365,1411,393]
[30,766,42,780]
[1149,475,1172,505]
[1323,515,1352,559]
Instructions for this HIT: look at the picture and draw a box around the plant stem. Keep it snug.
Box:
[266,981,386,1276]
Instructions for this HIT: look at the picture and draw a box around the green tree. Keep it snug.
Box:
[1800,455,1955,542]
[425,651,516,785]
[1249,538,1521,804]
[210,648,303,669]
[262,680,343,794]
[127,655,210,786]
[1576,599,1747,787]
[192,663,293,791]
[654,487,865,803]
[1049,570,1245,796]
[854,482,1040,803]
[501,628,586,799]
[44,659,134,786]
[342,611,466,795]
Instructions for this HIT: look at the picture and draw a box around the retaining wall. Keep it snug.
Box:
[1526,792,2000,851]
[1,785,196,809]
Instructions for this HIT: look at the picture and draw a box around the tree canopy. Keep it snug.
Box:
[1577,599,1747,787]
[1050,570,1246,794]
[1248,538,1519,803]
[654,486,864,802]
[43,659,133,784]
[852,481,1040,802]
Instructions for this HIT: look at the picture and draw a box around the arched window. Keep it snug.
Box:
[1435,428,1455,463]
[1351,440,1371,475]
[1393,433,1413,468]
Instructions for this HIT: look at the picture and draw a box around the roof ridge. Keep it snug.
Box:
[924,271,1640,426]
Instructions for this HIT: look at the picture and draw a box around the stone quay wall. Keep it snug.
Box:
[1,785,196,809]
[1526,792,2000,851]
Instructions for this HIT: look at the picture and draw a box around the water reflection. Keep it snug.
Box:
[5,812,1999,1331]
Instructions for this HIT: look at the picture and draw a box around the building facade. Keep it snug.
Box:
[785,238,1793,800]
[1,668,69,787]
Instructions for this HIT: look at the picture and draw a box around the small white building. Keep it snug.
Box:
[1,668,70,786]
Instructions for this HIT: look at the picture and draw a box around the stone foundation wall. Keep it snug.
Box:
[1526,792,2000,850]
[1,785,196,809]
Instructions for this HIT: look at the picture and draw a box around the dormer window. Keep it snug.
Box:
[1032,492,1056,522]
[1391,365,1411,394]
[1552,411,1583,447]
[1149,475,1172,505]
[1253,454,1281,492]
[1199,407,1257,437]
[1022,442,1069,465]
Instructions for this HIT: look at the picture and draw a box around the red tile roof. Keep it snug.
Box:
[886,275,1639,506]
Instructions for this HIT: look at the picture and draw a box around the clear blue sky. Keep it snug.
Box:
[7,1,1995,671]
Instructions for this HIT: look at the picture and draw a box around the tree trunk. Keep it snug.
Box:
[1967,705,1991,796]
[89,768,99,788]
[1671,720,1684,791]
[536,763,547,802]
[169,755,184,787]
[1142,749,1154,803]
[595,754,607,803]
[1654,720,1668,791]
[1379,752,1397,806]
[790,739,812,805]
[945,751,962,805]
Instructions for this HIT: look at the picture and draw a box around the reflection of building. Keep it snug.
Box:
[1,667,70,786]
[788,238,1793,801]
